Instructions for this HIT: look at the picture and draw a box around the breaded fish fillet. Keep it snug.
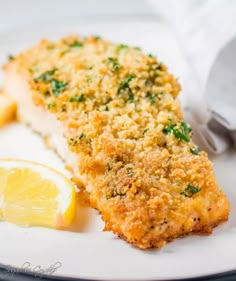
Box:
[3,35,230,249]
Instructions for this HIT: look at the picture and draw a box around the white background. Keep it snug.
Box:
[0,0,159,33]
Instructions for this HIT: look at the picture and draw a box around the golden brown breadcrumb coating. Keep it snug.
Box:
[3,35,230,249]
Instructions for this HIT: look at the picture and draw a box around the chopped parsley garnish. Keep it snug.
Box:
[176,181,182,186]
[106,190,126,199]
[116,44,128,51]
[117,75,136,103]
[8,54,15,61]
[107,57,120,73]
[145,79,152,87]
[180,184,201,197]
[70,94,86,102]
[104,97,112,104]
[47,102,56,109]
[94,36,101,40]
[126,167,134,175]
[190,147,201,155]
[180,122,192,136]
[148,53,155,58]
[143,128,149,135]
[34,69,57,82]
[123,75,135,86]
[134,46,141,50]
[106,163,112,172]
[127,92,135,103]
[51,79,68,97]
[68,138,78,146]
[78,133,86,140]
[146,92,156,104]
[148,63,163,72]
[68,133,87,146]
[102,98,112,111]
[87,76,92,83]
[156,63,163,70]
[118,74,135,94]
[163,120,192,142]
[34,69,68,97]
[70,41,83,48]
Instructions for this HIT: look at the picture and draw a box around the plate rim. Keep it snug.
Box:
[1,263,236,281]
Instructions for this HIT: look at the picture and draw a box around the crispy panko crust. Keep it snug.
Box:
[3,35,230,249]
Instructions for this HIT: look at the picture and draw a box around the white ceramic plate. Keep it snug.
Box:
[0,19,236,281]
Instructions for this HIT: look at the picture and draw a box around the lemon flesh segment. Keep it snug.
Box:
[0,159,76,229]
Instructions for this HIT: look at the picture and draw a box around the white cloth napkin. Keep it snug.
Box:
[148,0,236,153]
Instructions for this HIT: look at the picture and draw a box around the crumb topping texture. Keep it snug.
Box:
[8,35,230,249]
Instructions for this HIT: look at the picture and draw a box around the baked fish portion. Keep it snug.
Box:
[3,35,230,249]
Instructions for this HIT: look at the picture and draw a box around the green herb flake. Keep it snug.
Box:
[34,69,68,97]
[180,121,192,135]
[156,63,163,70]
[79,133,86,140]
[118,74,135,94]
[60,50,69,56]
[126,167,134,175]
[68,138,78,146]
[51,79,68,97]
[117,75,136,103]
[105,189,127,199]
[127,92,135,103]
[34,69,57,82]
[123,75,135,86]
[148,53,155,58]
[104,97,112,105]
[116,44,128,51]
[176,181,182,186]
[107,57,120,73]
[143,128,149,135]
[146,92,156,104]
[70,41,83,48]
[190,146,201,155]
[145,79,152,87]
[163,120,192,143]
[8,54,15,61]
[106,163,112,172]
[180,184,201,197]
[47,102,56,109]
[70,94,86,102]
[87,76,92,83]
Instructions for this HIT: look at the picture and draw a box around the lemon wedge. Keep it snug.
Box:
[0,159,76,228]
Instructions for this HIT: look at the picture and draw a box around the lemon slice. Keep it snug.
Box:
[0,159,76,228]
